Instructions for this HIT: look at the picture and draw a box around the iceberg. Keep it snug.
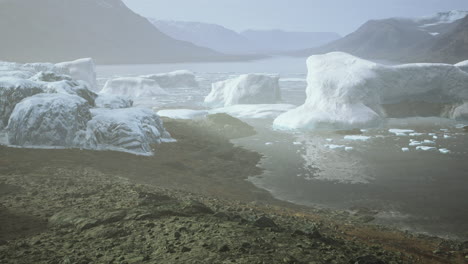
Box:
[204,74,281,107]
[274,52,468,130]
[56,58,98,91]
[37,75,97,106]
[142,70,198,89]
[100,77,167,98]
[451,102,468,120]
[95,94,133,109]
[456,60,468,73]
[7,93,91,147]
[0,77,44,128]
[85,108,172,155]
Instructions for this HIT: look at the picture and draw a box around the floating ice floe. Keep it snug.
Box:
[409,140,422,146]
[423,140,436,144]
[443,134,452,139]
[439,148,451,154]
[344,135,371,141]
[326,144,347,150]
[326,138,333,142]
[157,109,208,120]
[204,74,281,107]
[409,132,424,136]
[141,70,198,89]
[209,104,295,119]
[293,141,302,145]
[273,52,468,130]
[402,147,410,152]
[100,77,167,98]
[345,147,354,151]
[389,129,415,136]
[416,146,437,151]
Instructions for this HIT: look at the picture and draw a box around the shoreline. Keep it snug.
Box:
[0,118,467,263]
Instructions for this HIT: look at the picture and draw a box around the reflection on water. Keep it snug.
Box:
[235,117,468,239]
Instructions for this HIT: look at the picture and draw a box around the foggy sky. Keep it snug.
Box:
[122,0,468,35]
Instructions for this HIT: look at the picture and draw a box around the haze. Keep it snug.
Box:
[123,0,468,34]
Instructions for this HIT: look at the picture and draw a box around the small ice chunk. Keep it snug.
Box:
[345,147,354,151]
[265,142,273,146]
[293,141,302,145]
[402,148,410,152]
[416,146,437,151]
[433,136,438,139]
[423,140,435,144]
[344,135,370,141]
[409,133,424,136]
[409,141,422,146]
[389,129,415,136]
[428,133,436,136]
[326,144,346,150]
[326,138,333,142]
[439,148,450,154]
[443,135,451,139]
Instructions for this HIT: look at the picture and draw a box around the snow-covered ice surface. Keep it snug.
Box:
[56,58,98,91]
[7,93,91,147]
[204,74,281,107]
[274,52,468,130]
[85,108,172,155]
[456,60,468,73]
[0,77,44,128]
[0,60,175,155]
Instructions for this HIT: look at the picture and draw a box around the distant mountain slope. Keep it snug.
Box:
[150,20,340,55]
[0,0,225,64]
[150,20,254,55]
[293,11,468,63]
[240,30,341,54]
[422,15,468,63]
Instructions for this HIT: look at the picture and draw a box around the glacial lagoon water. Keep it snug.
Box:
[97,56,468,240]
